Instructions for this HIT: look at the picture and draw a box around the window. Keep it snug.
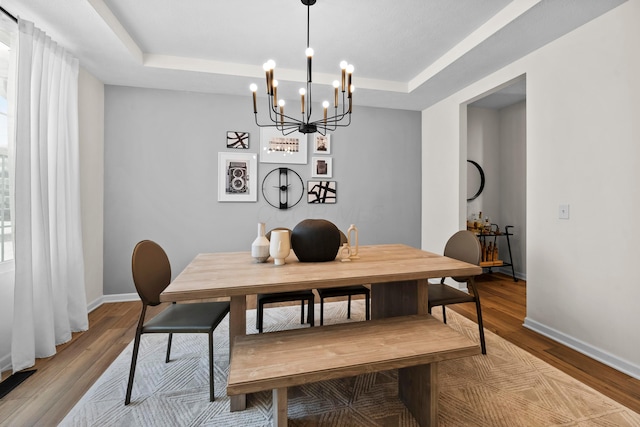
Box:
[0,20,13,262]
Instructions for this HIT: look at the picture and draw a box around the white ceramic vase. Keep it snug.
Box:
[269,229,291,266]
[347,223,359,259]
[251,222,270,263]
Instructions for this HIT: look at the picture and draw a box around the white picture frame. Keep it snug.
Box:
[260,128,308,164]
[308,180,337,204]
[217,152,258,202]
[311,157,332,178]
[226,131,249,149]
[313,134,331,154]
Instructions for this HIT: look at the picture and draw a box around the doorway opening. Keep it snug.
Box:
[464,75,526,281]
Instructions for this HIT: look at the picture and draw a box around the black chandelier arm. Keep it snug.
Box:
[253,114,306,136]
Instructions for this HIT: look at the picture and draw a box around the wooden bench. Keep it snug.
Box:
[227,314,480,426]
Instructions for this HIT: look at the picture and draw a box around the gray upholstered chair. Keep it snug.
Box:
[256,228,315,333]
[316,231,370,325]
[428,230,486,354]
[125,240,230,404]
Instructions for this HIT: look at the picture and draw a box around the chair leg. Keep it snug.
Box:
[475,299,487,355]
[365,291,370,321]
[209,330,215,401]
[125,331,143,405]
[165,332,173,363]
[257,301,264,333]
[347,295,352,319]
[308,296,314,327]
[320,296,324,326]
[300,300,305,324]
[442,305,447,324]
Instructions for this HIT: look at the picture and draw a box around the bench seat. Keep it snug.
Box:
[227,314,480,426]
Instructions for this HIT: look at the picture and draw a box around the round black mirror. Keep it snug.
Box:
[467,160,485,202]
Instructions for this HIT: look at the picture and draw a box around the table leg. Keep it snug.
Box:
[229,295,247,412]
[371,278,429,318]
[272,387,288,427]
[371,278,434,426]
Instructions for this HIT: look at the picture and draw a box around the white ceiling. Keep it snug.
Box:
[0,0,626,111]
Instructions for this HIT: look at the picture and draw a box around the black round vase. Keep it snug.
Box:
[291,219,341,262]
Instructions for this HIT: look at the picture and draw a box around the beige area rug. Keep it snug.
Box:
[61,301,640,426]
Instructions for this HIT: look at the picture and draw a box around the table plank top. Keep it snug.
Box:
[160,244,482,302]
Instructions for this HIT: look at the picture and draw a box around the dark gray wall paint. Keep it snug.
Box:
[104,86,421,295]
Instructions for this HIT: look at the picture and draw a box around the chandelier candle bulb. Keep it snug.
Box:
[263,66,270,94]
[333,80,339,107]
[306,47,313,82]
[323,101,329,122]
[279,99,285,126]
[340,61,348,92]
[272,80,278,107]
[250,84,257,113]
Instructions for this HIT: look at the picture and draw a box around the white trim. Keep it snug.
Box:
[87,293,140,313]
[86,0,143,63]
[523,317,640,380]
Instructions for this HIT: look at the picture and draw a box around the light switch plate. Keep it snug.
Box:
[559,204,570,219]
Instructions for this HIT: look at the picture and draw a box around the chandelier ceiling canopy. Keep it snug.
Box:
[250,0,354,136]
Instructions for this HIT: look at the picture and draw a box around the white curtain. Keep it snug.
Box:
[11,19,87,373]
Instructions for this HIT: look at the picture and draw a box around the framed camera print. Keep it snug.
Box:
[311,157,332,178]
[217,152,258,202]
[313,134,331,154]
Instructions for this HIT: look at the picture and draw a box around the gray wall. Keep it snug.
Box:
[104,86,422,295]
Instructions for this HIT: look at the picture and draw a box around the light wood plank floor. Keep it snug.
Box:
[0,273,638,425]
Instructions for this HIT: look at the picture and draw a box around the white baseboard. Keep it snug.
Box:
[523,317,640,380]
[88,293,140,313]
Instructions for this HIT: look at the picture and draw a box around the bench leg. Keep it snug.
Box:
[230,296,247,412]
[398,363,438,427]
[272,387,288,427]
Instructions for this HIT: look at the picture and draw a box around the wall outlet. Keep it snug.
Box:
[559,204,570,219]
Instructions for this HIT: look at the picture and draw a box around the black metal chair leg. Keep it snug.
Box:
[308,297,314,327]
[125,332,143,405]
[475,299,487,354]
[442,305,447,324]
[320,297,324,325]
[300,300,305,324]
[347,295,352,319]
[256,301,262,330]
[209,330,215,401]
[257,301,264,333]
[365,292,370,320]
[165,332,173,363]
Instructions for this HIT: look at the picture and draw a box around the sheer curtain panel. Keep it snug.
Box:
[11,19,87,373]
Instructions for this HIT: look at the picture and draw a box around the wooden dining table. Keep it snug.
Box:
[159,243,482,423]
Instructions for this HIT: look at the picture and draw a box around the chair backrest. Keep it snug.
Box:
[131,240,172,306]
[443,230,482,283]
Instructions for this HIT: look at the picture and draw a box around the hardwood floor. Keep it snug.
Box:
[451,273,640,414]
[0,273,638,425]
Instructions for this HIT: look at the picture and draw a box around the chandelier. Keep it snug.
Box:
[250,0,354,136]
